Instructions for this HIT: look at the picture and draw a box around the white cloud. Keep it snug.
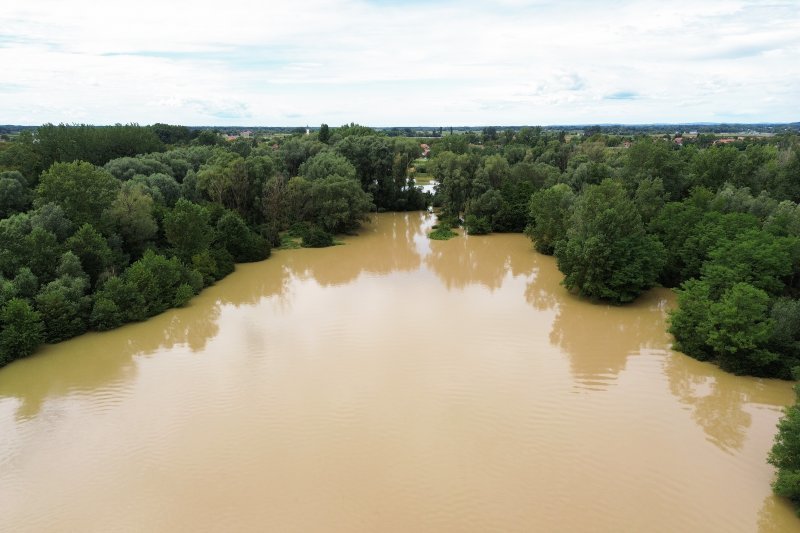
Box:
[1,0,798,125]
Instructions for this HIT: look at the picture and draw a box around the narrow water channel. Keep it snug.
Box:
[0,211,797,532]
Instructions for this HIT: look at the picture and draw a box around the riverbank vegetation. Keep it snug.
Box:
[3,121,800,512]
[422,125,800,511]
[0,123,427,366]
[425,128,800,376]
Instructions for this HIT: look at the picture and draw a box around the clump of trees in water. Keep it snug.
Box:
[0,122,427,366]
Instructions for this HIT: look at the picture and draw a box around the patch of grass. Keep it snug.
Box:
[279,233,302,249]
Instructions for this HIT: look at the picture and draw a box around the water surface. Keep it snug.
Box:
[0,212,797,532]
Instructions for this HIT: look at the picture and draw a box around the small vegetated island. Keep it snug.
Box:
[2,121,800,511]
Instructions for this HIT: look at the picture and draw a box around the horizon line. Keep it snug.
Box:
[2,121,800,129]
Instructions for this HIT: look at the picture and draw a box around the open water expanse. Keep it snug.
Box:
[1,211,798,532]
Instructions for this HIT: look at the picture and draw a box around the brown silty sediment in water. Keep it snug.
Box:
[0,211,797,532]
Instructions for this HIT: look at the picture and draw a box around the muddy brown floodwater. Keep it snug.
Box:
[1,212,798,532]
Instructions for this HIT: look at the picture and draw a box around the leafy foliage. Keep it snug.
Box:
[554,180,665,303]
[0,298,43,365]
[526,184,574,255]
[36,161,120,228]
[302,226,335,248]
[769,380,800,513]
[428,224,458,240]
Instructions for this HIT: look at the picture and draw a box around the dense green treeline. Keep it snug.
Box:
[0,122,428,367]
[425,127,800,511]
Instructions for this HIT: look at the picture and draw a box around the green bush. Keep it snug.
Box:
[173,283,194,307]
[465,214,491,235]
[0,298,43,366]
[769,379,800,513]
[90,296,123,331]
[428,224,457,240]
[302,227,334,248]
[288,222,311,239]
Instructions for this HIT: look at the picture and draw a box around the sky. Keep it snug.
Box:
[1,0,799,126]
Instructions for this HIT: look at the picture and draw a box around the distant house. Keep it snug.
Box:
[420,143,431,158]
[240,130,252,138]
[225,135,238,142]
[673,137,683,146]
[622,141,632,148]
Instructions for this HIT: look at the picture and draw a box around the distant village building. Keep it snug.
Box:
[673,137,683,146]
[225,131,254,141]
[420,143,431,158]
[622,141,632,148]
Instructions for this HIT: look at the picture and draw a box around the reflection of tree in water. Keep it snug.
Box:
[284,212,425,286]
[0,299,225,420]
[542,272,672,389]
[425,231,669,388]
[0,212,429,420]
[425,232,538,291]
[0,253,302,420]
[524,254,564,311]
[127,301,222,355]
[664,351,792,454]
[757,493,800,533]
[0,335,139,420]
[214,261,291,308]
[529,251,792,456]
